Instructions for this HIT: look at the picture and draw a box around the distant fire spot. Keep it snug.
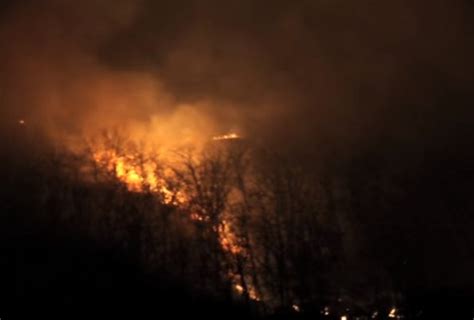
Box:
[212,133,240,141]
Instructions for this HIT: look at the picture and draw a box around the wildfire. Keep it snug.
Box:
[234,284,260,301]
[388,307,397,318]
[219,220,243,255]
[89,133,260,302]
[220,221,261,302]
[190,212,206,222]
[92,149,184,205]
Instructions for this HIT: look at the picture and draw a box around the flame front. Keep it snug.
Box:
[90,134,259,302]
[92,149,184,205]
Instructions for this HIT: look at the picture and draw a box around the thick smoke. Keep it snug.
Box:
[0,0,223,150]
[1,0,473,159]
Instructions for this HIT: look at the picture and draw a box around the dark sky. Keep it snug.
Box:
[1,0,473,158]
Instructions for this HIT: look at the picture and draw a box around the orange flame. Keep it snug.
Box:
[219,220,243,255]
[92,149,184,205]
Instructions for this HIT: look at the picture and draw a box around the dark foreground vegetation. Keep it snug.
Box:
[1,128,474,319]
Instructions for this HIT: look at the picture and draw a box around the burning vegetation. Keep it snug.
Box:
[89,131,255,299]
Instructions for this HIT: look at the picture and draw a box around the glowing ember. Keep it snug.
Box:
[388,307,397,318]
[190,212,206,222]
[322,306,330,316]
[235,284,244,293]
[233,283,260,301]
[212,133,240,141]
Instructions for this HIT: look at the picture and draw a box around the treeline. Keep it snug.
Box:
[88,134,345,310]
[2,129,473,319]
[1,131,345,317]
